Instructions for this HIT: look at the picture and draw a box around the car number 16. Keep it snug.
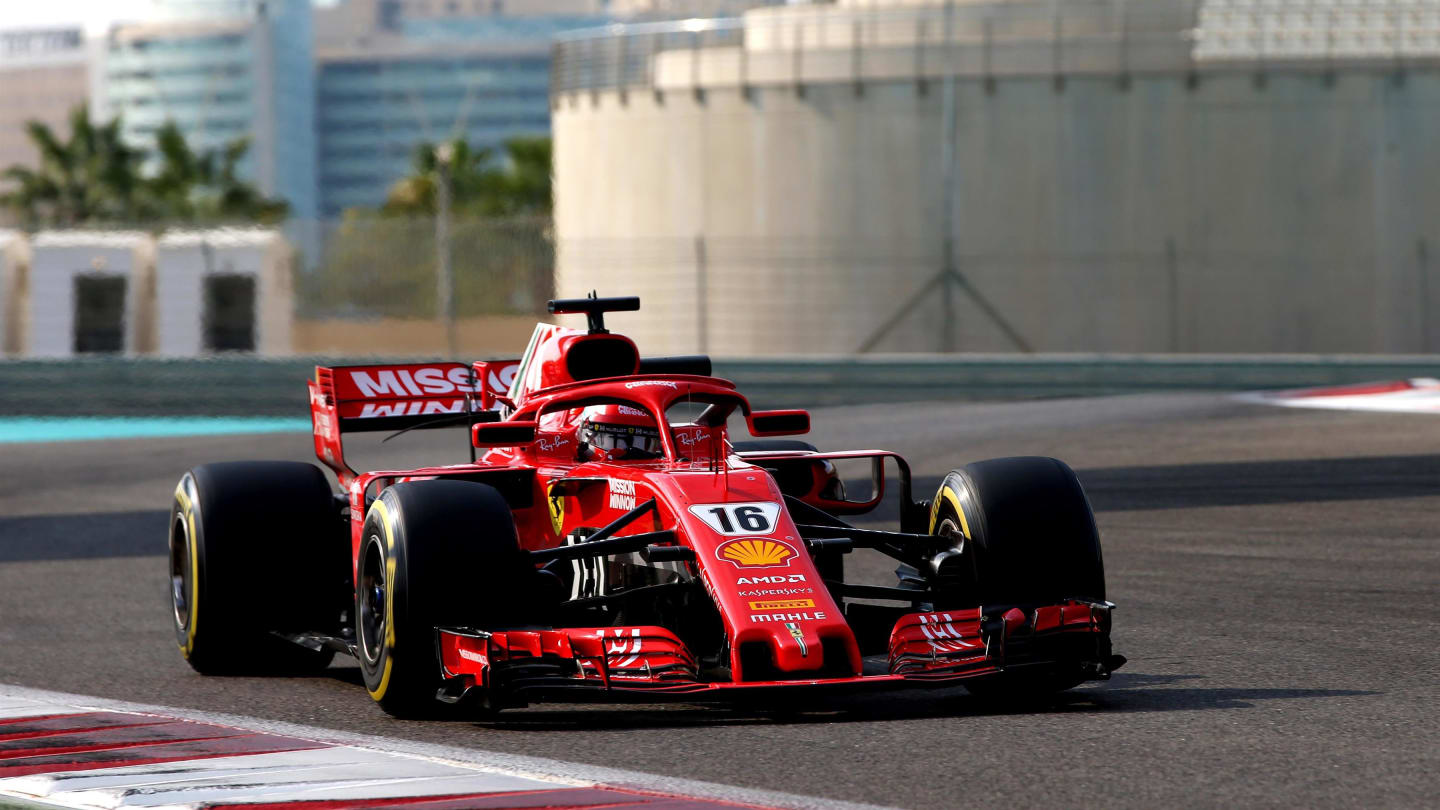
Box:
[688,502,780,535]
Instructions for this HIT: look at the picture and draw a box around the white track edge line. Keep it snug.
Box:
[0,684,894,810]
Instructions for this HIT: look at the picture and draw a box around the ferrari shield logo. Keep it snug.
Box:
[786,622,809,657]
[547,484,565,535]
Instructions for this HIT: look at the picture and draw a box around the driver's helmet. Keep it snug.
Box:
[576,404,662,461]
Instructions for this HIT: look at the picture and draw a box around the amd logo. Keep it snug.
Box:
[735,574,806,585]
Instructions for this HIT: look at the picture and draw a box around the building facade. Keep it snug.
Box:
[316,37,559,218]
[96,0,318,220]
[313,0,609,218]
[314,0,780,217]
[0,29,93,203]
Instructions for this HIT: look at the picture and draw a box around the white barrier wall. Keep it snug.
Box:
[156,229,293,355]
[27,232,155,357]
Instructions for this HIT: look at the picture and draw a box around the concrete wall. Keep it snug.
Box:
[156,231,293,356]
[555,68,1440,354]
[27,233,156,357]
[0,228,544,357]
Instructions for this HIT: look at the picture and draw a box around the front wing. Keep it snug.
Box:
[436,599,1122,706]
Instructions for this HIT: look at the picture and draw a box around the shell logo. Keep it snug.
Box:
[715,538,796,568]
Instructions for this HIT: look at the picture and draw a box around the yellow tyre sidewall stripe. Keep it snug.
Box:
[929,472,973,540]
[366,497,398,701]
[173,479,200,657]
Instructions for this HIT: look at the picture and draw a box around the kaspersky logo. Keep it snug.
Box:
[714,538,796,568]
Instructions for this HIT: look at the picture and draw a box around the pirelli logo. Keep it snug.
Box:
[748,598,816,611]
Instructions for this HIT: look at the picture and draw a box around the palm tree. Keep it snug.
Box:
[1,107,288,227]
[482,136,551,216]
[382,139,494,217]
[0,107,145,227]
[381,136,551,218]
[148,122,287,224]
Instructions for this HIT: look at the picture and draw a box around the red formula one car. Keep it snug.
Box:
[169,296,1123,716]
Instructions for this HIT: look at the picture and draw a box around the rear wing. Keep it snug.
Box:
[309,360,519,478]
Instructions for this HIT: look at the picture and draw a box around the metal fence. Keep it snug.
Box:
[0,218,554,358]
[555,236,1440,355]
[287,222,1440,355]
[4,220,1436,356]
[294,216,554,321]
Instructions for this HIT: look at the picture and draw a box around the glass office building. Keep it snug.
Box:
[315,16,597,218]
[97,0,318,220]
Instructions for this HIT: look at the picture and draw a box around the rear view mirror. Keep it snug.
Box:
[747,409,810,437]
[472,421,537,448]
[809,456,885,513]
[745,454,886,516]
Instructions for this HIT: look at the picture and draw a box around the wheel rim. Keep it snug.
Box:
[937,516,965,554]
[169,512,190,631]
[358,538,386,666]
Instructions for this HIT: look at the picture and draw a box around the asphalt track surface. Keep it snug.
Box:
[1,394,1436,808]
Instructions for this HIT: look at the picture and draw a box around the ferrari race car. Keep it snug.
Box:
[169,296,1124,717]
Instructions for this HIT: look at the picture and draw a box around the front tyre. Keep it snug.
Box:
[357,480,533,718]
[170,461,340,675]
[929,456,1104,607]
[928,457,1106,698]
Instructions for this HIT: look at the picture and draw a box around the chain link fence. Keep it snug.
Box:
[4,219,1435,356]
[556,236,1440,356]
[293,216,553,321]
[0,218,554,358]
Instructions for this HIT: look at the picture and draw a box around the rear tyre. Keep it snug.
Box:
[927,457,1105,698]
[170,461,340,675]
[356,480,534,718]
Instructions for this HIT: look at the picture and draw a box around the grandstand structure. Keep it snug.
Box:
[1195,0,1440,61]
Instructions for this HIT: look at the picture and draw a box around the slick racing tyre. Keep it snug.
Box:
[929,456,1104,607]
[927,457,1105,697]
[170,461,340,675]
[356,480,534,718]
